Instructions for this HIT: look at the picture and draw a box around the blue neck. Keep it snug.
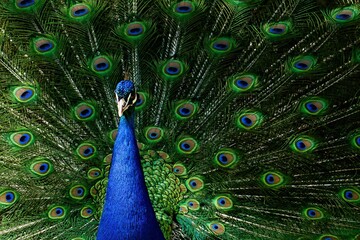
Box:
[97,115,164,240]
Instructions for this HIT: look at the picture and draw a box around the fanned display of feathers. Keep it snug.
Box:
[0,0,360,239]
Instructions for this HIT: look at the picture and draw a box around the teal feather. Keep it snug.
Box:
[0,0,360,239]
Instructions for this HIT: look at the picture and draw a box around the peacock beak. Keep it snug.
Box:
[116,92,138,117]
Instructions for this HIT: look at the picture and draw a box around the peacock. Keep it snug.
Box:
[0,0,360,239]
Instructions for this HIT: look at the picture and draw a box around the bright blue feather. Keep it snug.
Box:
[97,115,164,240]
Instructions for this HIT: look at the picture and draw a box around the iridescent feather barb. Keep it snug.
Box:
[0,0,360,239]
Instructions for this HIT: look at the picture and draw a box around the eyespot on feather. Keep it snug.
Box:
[126,22,145,37]
[177,137,198,154]
[10,131,34,147]
[210,37,234,54]
[0,190,19,206]
[30,159,53,177]
[48,206,67,220]
[13,86,36,103]
[185,176,204,192]
[340,188,360,203]
[261,172,285,188]
[300,98,327,115]
[208,222,225,235]
[289,56,316,73]
[174,1,194,14]
[81,206,95,218]
[173,163,187,176]
[161,60,185,79]
[74,103,96,121]
[76,143,97,160]
[229,74,258,92]
[145,127,164,143]
[91,56,112,75]
[186,199,200,210]
[262,21,292,39]
[290,136,316,153]
[16,0,35,8]
[69,185,88,200]
[303,207,324,220]
[175,101,197,119]
[213,196,233,210]
[33,38,56,54]
[319,235,339,240]
[330,6,358,23]
[70,4,91,19]
[236,111,263,130]
[87,168,102,180]
[214,149,239,168]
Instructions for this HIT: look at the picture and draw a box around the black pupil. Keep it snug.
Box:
[216,43,227,49]
[309,104,317,111]
[21,90,31,98]
[310,211,315,216]
[81,109,90,116]
[346,191,353,198]
[179,6,189,11]
[268,176,274,182]
[20,135,27,142]
[183,143,190,149]
[75,9,86,15]
[130,28,141,33]
[150,132,157,137]
[84,148,91,154]
[220,200,225,204]
[297,63,308,69]
[244,117,251,124]
[40,43,50,50]
[6,194,12,200]
[271,28,283,33]
[299,142,305,149]
[20,0,33,5]
[191,181,197,186]
[181,108,190,114]
[168,67,178,73]
[97,63,107,68]
[56,209,61,214]
[219,155,227,163]
[40,165,46,171]
[214,225,219,229]
[77,189,82,194]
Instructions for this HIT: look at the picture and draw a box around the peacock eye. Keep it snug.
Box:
[81,206,95,218]
[173,163,187,176]
[341,188,360,202]
[213,196,233,210]
[70,4,91,18]
[208,222,225,235]
[16,0,35,8]
[0,190,19,206]
[74,103,96,121]
[164,61,181,75]
[175,101,197,119]
[145,127,164,143]
[76,143,97,160]
[69,185,88,200]
[290,56,316,73]
[186,199,200,210]
[291,136,316,153]
[236,111,263,130]
[10,131,34,147]
[48,206,67,220]
[174,1,194,14]
[261,172,285,188]
[13,86,36,103]
[87,168,103,180]
[126,23,145,37]
[186,177,204,192]
[304,207,323,220]
[214,149,239,168]
[177,137,198,154]
[30,159,53,177]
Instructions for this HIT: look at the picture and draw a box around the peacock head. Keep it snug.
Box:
[115,80,137,117]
